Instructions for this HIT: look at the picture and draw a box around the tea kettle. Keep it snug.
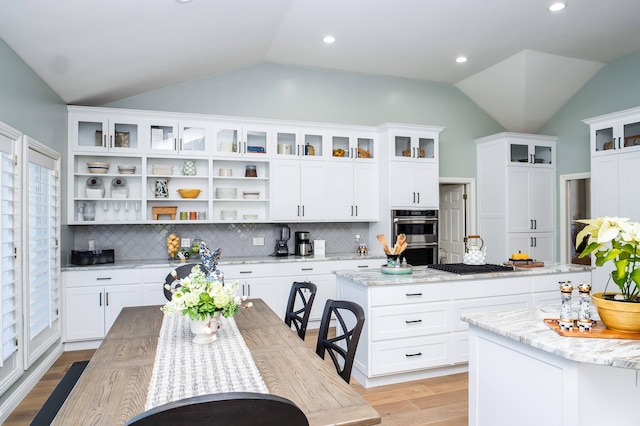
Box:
[463,235,486,265]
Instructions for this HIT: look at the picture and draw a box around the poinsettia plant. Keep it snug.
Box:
[576,216,640,301]
[162,265,251,319]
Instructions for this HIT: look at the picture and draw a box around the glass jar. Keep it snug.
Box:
[245,165,257,177]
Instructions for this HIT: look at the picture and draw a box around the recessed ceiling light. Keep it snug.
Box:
[175,0,192,3]
[549,2,566,12]
[323,35,336,44]
[456,56,468,63]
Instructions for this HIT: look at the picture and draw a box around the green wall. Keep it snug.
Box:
[105,62,504,178]
[540,51,640,176]
[0,38,67,153]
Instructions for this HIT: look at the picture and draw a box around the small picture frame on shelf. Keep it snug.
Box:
[624,134,640,147]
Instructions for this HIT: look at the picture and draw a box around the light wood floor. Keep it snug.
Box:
[5,331,468,425]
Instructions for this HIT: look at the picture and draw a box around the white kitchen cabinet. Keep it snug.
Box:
[223,264,282,316]
[326,161,378,221]
[507,167,555,233]
[212,121,271,158]
[277,261,337,322]
[476,133,557,264]
[63,269,143,342]
[270,159,328,221]
[585,106,640,156]
[379,124,443,209]
[271,127,329,159]
[69,108,144,154]
[146,119,211,155]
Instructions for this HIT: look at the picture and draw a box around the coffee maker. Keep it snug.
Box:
[295,231,313,256]
[275,225,290,257]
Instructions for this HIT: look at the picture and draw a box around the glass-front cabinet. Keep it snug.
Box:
[213,122,270,158]
[70,112,143,153]
[590,115,640,154]
[391,134,435,161]
[271,127,328,159]
[146,120,210,155]
[330,131,375,161]
[508,140,553,166]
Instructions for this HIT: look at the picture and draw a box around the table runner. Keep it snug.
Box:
[145,313,269,410]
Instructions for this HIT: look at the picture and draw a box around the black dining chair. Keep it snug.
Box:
[163,263,203,300]
[125,392,309,426]
[284,281,317,340]
[315,299,365,384]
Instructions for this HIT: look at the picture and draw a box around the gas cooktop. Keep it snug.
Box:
[428,263,515,274]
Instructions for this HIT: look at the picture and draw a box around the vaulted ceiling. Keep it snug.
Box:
[2,0,640,132]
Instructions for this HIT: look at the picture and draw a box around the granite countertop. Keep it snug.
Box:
[462,307,640,370]
[334,263,591,286]
[62,252,386,271]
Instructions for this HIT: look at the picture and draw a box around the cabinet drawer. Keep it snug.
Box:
[63,269,143,287]
[223,263,277,279]
[452,294,530,331]
[371,283,450,307]
[451,276,532,299]
[371,334,452,375]
[277,261,334,276]
[371,302,451,341]
[532,271,591,292]
[334,259,384,271]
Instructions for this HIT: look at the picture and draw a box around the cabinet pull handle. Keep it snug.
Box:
[99,293,102,306]
[179,138,183,151]
[405,352,422,357]
[297,205,300,217]
[240,271,253,274]
[355,205,358,216]
[533,219,537,230]
[103,134,107,148]
[558,281,571,284]
[301,268,313,271]
[618,137,621,150]
[96,277,112,281]
[530,153,534,163]
[413,192,416,203]
[106,292,109,306]
[405,319,422,324]
[533,237,537,247]
[357,265,369,268]
[302,205,305,217]
[530,237,534,247]
[351,205,354,216]
[413,147,417,158]
[109,134,113,149]
[417,193,420,204]
[248,284,251,296]
[405,293,423,296]
[530,220,533,230]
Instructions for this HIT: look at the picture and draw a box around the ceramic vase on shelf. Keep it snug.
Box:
[189,312,221,344]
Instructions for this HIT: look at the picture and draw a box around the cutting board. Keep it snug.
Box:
[504,261,544,268]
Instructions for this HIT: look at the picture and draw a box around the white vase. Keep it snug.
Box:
[189,312,221,344]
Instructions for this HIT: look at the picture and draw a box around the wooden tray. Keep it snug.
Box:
[543,318,640,340]
[505,260,544,268]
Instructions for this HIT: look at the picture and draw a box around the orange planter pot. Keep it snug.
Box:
[592,292,640,333]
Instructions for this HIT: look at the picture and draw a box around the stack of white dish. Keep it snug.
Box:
[216,187,237,199]
[221,210,237,220]
[242,214,258,220]
[152,165,173,175]
[243,191,260,199]
[87,162,110,174]
[218,168,233,177]
[118,165,136,174]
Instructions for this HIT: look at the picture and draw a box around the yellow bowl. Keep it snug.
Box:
[177,189,201,199]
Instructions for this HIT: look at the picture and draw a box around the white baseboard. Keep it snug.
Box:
[0,343,63,424]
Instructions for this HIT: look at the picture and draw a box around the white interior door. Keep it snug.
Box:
[439,184,466,263]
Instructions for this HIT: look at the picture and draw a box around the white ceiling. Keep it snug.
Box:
[2,0,640,132]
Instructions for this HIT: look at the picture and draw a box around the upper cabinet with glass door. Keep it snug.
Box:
[330,129,376,161]
[389,132,438,163]
[213,122,271,158]
[146,119,210,156]
[506,134,555,167]
[271,127,328,160]
[69,109,144,154]
[584,106,640,156]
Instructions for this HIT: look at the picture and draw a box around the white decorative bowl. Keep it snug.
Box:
[118,165,136,174]
[243,214,258,220]
[87,162,109,174]
[221,210,237,220]
[243,191,260,200]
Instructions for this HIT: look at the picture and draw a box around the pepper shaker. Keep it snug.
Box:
[577,281,593,331]
[559,281,574,331]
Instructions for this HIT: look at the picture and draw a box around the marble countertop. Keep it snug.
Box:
[62,252,385,271]
[334,263,591,286]
[462,307,640,370]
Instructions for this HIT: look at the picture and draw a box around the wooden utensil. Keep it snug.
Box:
[393,234,406,254]
[376,234,391,254]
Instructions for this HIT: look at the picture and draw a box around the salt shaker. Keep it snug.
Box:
[577,281,593,331]
[559,281,574,331]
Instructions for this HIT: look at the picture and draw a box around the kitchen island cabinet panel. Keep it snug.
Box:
[370,334,452,376]
[370,282,450,306]
[371,302,451,341]
[452,294,530,332]
[451,276,532,299]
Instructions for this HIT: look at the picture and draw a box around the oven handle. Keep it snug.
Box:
[393,218,438,224]
[404,243,438,249]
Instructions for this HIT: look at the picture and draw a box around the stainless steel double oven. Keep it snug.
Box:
[391,209,438,265]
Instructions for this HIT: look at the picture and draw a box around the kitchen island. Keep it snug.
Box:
[463,308,640,426]
[335,263,591,387]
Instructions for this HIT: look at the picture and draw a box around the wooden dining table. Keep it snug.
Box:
[52,299,381,425]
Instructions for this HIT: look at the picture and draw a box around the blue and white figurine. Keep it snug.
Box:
[199,242,224,284]
[559,281,574,331]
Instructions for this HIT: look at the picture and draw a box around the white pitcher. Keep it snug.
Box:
[149,178,169,198]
